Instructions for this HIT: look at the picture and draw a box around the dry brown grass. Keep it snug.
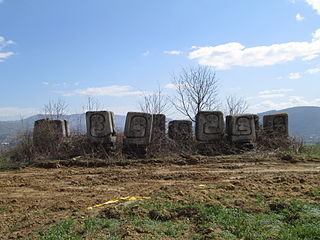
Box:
[6,127,303,163]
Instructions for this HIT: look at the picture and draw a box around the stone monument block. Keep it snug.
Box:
[33,118,69,148]
[226,114,256,143]
[86,111,117,144]
[263,113,288,135]
[195,111,224,142]
[151,114,166,140]
[123,112,153,146]
[168,120,193,141]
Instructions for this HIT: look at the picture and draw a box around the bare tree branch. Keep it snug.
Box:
[139,86,171,114]
[171,65,220,121]
[225,95,249,115]
[43,99,69,120]
[84,97,102,112]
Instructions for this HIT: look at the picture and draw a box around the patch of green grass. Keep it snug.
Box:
[9,222,23,232]
[0,161,21,170]
[0,204,6,212]
[81,217,120,238]
[38,219,79,240]
[39,210,52,215]
[306,189,320,198]
[130,217,189,238]
[36,197,320,240]
[0,151,31,170]
[295,145,320,159]
[37,217,120,240]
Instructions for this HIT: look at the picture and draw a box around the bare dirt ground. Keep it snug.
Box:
[1,153,320,239]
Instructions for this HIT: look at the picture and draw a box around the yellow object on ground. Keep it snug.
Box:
[87,196,150,210]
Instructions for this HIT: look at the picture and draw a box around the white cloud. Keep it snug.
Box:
[63,85,144,97]
[302,54,319,60]
[0,36,14,62]
[42,82,49,86]
[0,107,37,121]
[258,89,293,95]
[164,83,176,89]
[296,13,304,21]
[164,50,183,55]
[0,36,14,50]
[258,89,292,99]
[306,67,320,74]
[250,96,320,112]
[313,28,320,40]
[278,65,320,80]
[306,0,320,15]
[289,72,302,79]
[259,94,285,99]
[0,52,14,62]
[188,28,320,69]
[142,51,150,56]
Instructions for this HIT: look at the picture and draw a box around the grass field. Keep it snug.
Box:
[34,195,320,240]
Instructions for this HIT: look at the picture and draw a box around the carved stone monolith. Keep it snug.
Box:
[195,111,224,142]
[226,114,256,143]
[263,113,288,135]
[123,112,153,157]
[33,118,69,149]
[86,111,117,148]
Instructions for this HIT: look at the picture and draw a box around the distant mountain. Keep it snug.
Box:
[1,106,320,144]
[258,106,320,143]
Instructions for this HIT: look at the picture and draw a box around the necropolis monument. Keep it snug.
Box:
[226,114,256,143]
[86,111,117,148]
[123,112,153,157]
[263,113,288,135]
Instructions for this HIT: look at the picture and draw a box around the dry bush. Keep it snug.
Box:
[256,128,299,152]
[9,130,125,163]
[196,137,238,156]
[9,130,36,163]
[8,121,302,164]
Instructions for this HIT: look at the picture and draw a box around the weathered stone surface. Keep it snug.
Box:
[253,114,260,131]
[151,114,166,140]
[263,113,288,135]
[168,120,193,141]
[86,111,117,144]
[123,112,153,146]
[226,114,256,143]
[33,118,69,148]
[195,111,224,142]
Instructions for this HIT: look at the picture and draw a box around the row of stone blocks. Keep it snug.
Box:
[33,111,288,154]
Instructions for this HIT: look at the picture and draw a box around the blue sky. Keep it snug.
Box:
[0,0,320,120]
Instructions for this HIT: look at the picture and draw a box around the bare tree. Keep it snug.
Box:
[43,99,69,120]
[225,95,249,115]
[171,65,219,121]
[84,96,102,112]
[140,86,170,114]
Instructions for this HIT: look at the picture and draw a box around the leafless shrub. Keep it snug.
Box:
[84,96,103,112]
[43,99,69,120]
[256,129,297,152]
[9,130,36,163]
[225,95,249,115]
[140,86,171,114]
